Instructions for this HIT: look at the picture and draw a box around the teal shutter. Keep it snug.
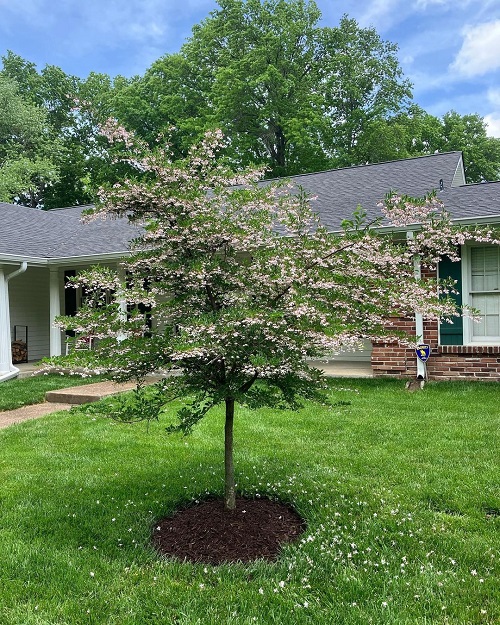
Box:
[439,254,463,345]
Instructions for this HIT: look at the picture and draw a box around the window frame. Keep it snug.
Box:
[462,244,500,345]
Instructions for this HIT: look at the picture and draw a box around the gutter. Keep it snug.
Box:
[47,251,130,266]
[0,251,130,267]
[6,261,28,283]
[0,262,28,383]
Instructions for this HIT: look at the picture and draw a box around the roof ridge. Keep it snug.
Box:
[450,180,500,189]
[263,151,464,183]
[48,204,94,212]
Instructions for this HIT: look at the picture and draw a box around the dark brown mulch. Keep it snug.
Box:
[152,496,305,565]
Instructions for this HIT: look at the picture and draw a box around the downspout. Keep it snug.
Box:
[407,232,426,379]
[0,262,28,382]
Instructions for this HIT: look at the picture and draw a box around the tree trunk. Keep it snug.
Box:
[224,398,236,510]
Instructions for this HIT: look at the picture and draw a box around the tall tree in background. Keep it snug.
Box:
[318,15,412,169]
[2,1,499,207]
[438,111,500,183]
[185,2,413,176]
[117,0,412,177]
[0,52,135,208]
[0,74,60,207]
[1,52,83,208]
[110,54,204,160]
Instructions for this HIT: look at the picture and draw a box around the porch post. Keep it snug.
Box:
[0,262,27,378]
[117,264,128,341]
[49,267,62,357]
[0,266,12,373]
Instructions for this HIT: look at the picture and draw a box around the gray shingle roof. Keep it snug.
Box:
[284,151,466,230]
[439,181,500,222]
[0,203,138,259]
[1,151,498,262]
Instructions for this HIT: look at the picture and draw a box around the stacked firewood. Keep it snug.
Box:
[12,340,28,363]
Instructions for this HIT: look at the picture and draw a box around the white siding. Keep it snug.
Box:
[336,340,373,362]
[452,156,466,187]
[9,267,52,361]
[322,340,373,362]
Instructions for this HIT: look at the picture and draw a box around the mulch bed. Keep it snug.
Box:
[152,496,305,565]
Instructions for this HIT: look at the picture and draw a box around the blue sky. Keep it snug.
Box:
[1,0,499,136]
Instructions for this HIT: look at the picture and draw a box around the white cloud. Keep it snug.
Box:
[451,20,500,77]
[414,0,496,10]
[415,0,467,8]
[357,0,401,31]
[484,114,500,138]
[484,90,500,138]
[415,0,448,7]
[488,88,500,108]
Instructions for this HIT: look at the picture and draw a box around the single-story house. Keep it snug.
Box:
[1,150,499,381]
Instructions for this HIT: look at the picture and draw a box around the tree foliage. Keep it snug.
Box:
[2,1,499,208]
[0,51,131,208]
[119,1,412,177]
[0,73,61,207]
[438,111,500,183]
[50,125,500,509]
[356,105,500,182]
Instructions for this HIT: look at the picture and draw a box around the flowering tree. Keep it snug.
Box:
[55,125,498,510]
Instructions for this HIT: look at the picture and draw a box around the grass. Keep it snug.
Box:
[0,377,498,624]
[0,373,105,411]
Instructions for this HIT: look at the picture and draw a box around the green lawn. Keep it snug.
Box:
[0,372,105,411]
[0,378,498,624]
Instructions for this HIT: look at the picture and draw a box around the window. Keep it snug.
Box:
[464,245,500,343]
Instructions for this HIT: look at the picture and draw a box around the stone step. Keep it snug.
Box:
[45,380,139,405]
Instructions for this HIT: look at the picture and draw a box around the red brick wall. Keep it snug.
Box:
[428,346,500,380]
[371,316,419,377]
[371,317,500,381]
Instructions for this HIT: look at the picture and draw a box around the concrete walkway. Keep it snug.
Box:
[0,380,140,430]
[0,401,73,429]
[0,359,372,430]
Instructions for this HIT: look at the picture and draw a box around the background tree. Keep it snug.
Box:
[318,15,412,168]
[356,106,500,182]
[0,51,131,208]
[437,111,500,183]
[0,74,60,207]
[110,54,205,160]
[1,51,85,207]
[51,125,499,511]
[3,1,499,207]
[353,105,441,164]
[113,1,412,177]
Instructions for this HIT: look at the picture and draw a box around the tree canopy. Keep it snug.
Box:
[120,1,412,177]
[357,105,500,182]
[0,51,127,208]
[1,0,500,208]
[0,74,61,207]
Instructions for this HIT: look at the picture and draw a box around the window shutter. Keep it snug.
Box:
[64,270,77,338]
[64,270,77,316]
[439,255,463,345]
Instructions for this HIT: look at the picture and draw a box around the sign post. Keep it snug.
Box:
[415,344,430,380]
